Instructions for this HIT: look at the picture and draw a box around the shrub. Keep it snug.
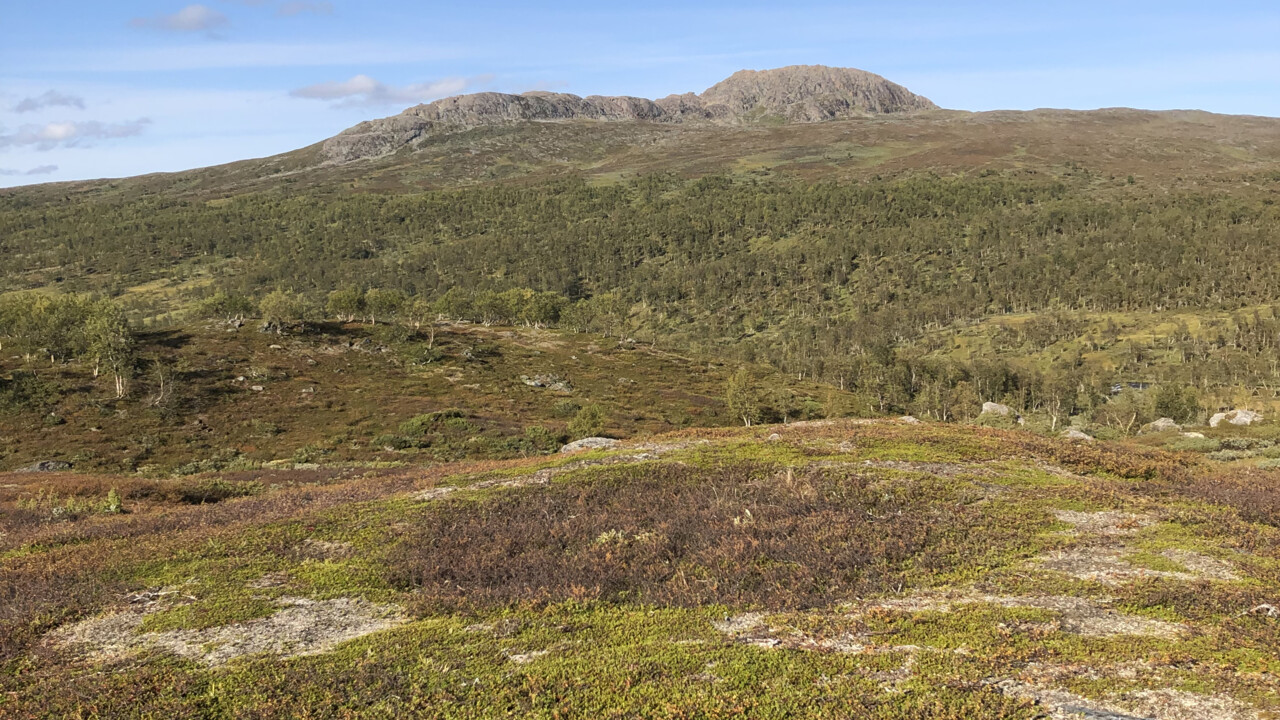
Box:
[552,399,582,418]
[1207,449,1256,462]
[568,403,607,438]
[1221,437,1274,451]
[0,372,58,413]
[399,409,466,436]
[1165,437,1221,453]
[102,488,124,514]
[386,462,1018,612]
[523,425,561,453]
[177,478,263,504]
[291,444,327,464]
[372,434,414,451]
[404,345,445,365]
[1154,385,1201,424]
[173,450,252,476]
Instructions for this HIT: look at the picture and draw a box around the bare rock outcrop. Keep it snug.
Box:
[323,65,938,163]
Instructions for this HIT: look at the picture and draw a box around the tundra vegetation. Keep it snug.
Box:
[4,420,1280,718]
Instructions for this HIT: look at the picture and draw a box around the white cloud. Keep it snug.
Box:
[290,74,489,107]
[24,42,469,73]
[14,91,86,113]
[278,2,333,17]
[130,5,229,33]
[0,119,152,151]
[0,165,59,177]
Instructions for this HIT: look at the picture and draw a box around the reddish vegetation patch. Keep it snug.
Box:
[388,460,1019,612]
[1182,467,1280,528]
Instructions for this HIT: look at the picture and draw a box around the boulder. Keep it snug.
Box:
[14,460,72,473]
[1181,432,1206,439]
[559,437,620,454]
[1210,409,1264,428]
[981,402,1012,417]
[521,374,573,392]
[1062,428,1094,442]
[1140,418,1182,434]
[898,416,922,425]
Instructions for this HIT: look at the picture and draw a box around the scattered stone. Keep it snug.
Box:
[269,344,284,350]
[767,433,782,442]
[520,374,572,392]
[507,649,550,664]
[997,680,1261,720]
[712,612,768,635]
[413,451,661,500]
[300,539,354,559]
[1210,409,1264,428]
[1062,428,1094,441]
[1051,510,1153,536]
[856,593,1183,638]
[982,402,1013,417]
[413,486,458,501]
[247,572,290,589]
[1038,546,1237,585]
[898,415,922,425]
[14,460,73,473]
[250,385,264,392]
[559,437,620,453]
[1140,418,1181,434]
[51,596,405,666]
[858,460,994,479]
[1242,604,1279,618]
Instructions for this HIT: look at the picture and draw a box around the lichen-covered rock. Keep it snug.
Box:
[14,460,72,473]
[982,402,1013,417]
[1210,409,1264,428]
[1140,418,1182,434]
[1062,428,1094,442]
[559,437,621,453]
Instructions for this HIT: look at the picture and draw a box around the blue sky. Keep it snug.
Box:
[3,1,1279,187]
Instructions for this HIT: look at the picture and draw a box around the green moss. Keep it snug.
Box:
[140,595,279,633]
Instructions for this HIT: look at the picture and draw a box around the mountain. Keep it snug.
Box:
[322,65,939,162]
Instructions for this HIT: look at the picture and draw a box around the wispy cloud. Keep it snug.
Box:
[0,120,152,151]
[290,74,489,107]
[25,42,469,73]
[278,2,333,17]
[14,91,87,113]
[0,165,59,177]
[129,4,229,33]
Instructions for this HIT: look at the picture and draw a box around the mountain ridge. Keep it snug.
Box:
[322,64,939,163]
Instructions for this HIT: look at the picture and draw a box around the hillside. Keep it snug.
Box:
[322,65,938,163]
[0,319,845,473]
[5,420,1280,717]
[3,62,1280,718]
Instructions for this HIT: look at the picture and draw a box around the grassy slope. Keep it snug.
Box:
[0,320,840,473]
[4,420,1280,718]
[8,109,1280,205]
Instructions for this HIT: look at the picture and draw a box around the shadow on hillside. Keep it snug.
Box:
[142,330,194,350]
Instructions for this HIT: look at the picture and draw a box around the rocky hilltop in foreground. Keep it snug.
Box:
[323,65,938,162]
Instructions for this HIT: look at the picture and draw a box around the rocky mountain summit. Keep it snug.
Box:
[322,65,937,163]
